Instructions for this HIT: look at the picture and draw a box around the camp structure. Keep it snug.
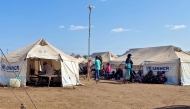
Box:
[74,55,87,64]
[91,51,117,64]
[110,45,190,85]
[0,38,81,87]
[186,51,190,55]
[73,55,88,74]
[110,46,176,70]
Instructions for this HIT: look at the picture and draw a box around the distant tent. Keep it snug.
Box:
[185,51,190,55]
[75,55,88,64]
[110,45,190,85]
[0,38,82,87]
[75,55,83,59]
[91,51,117,64]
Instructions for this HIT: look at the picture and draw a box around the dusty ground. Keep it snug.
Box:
[0,77,190,109]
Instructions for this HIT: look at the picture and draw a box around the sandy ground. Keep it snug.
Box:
[0,77,190,109]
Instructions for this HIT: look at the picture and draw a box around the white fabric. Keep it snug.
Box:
[180,62,190,85]
[61,60,78,87]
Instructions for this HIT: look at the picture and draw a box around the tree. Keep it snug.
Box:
[83,55,87,59]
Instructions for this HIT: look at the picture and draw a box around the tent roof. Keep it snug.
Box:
[175,51,190,62]
[91,51,117,62]
[185,51,190,55]
[2,38,78,62]
[110,45,183,65]
[91,52,107,58]
[75,55,83,58]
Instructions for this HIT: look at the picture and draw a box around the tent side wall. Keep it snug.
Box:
[143,60,180,85]
[0,60,27,86]
[180,62,190,85]
[61,60,80,87]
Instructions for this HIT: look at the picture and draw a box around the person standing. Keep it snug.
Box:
[106,63,111,79]
[124,54,133,84]
[94,56,101,82]
[86,59,92,81]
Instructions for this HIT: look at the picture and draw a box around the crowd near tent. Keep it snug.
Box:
[91,51,117,64]
[110,46,190,85]
[0,38,82,87]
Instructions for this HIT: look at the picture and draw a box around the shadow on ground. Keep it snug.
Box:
[155,105,190,109]
[99,81,123,85]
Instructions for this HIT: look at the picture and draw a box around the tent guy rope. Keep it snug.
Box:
[0,48,37,109]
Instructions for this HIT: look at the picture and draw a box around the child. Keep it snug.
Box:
[106,63,111,79]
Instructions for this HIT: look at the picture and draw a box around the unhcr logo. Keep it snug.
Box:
[146,66,169,71]
[1,64,6,71]
[1,64,19,72]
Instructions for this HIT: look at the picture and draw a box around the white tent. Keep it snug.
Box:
[0,38,82,87]
[110,45,190,85]
[110,46,179,69]
[74,55,88,64]
[143,50,190,85]
[91,51,117,64]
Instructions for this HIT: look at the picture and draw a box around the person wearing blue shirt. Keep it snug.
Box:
[124,54,133,84]
[94,56,101,82]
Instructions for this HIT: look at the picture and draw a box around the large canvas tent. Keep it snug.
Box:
[0,38,81,87]
[74,55,87,64]
[110,46,190,85]
[143,48,190,85]
[110,46,177,69]
[91,51,117,64]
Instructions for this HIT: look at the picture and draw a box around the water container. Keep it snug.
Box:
[9,78,21,88]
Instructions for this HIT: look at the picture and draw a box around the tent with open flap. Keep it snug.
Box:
[0,38,82,87]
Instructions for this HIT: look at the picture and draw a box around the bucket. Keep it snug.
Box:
[9,78,21,88]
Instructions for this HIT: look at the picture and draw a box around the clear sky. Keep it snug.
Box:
[0,0,189,56]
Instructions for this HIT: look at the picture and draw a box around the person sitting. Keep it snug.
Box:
[155,71,167,84]
[144,70,155,84]
[134,70,144,83]
[129,68,136,82]
[42,62,54,75]
[115,68,123,80]
[110,71,116,80]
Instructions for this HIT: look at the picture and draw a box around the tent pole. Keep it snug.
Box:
[178,58,181,85]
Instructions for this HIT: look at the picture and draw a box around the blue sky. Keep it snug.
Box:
[0,0,189,56]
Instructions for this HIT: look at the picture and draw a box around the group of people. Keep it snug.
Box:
[84,54,167,84]
[144,70,167,84]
